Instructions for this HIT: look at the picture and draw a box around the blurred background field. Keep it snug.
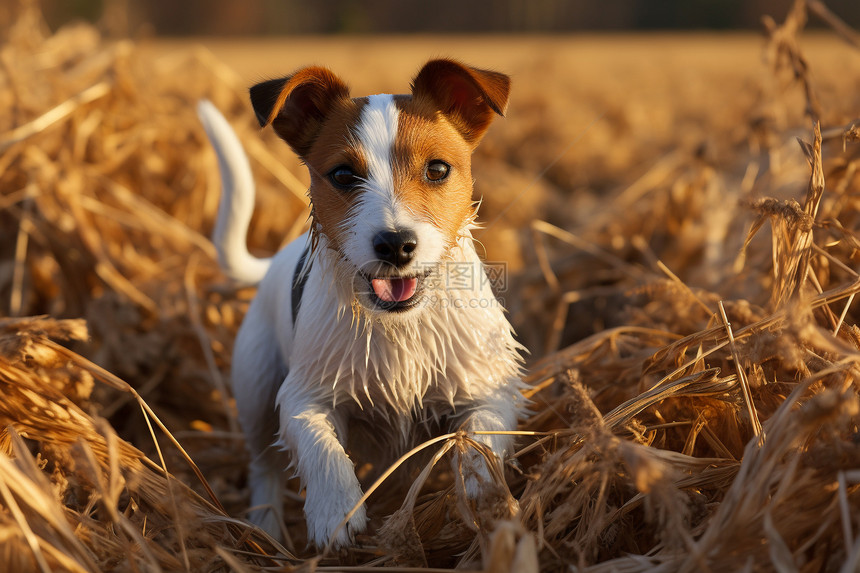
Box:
[2,0,860,571]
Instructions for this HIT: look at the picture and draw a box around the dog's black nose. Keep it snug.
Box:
[373,230,417,267]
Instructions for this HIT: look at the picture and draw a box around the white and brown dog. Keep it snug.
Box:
[198,59,524,548]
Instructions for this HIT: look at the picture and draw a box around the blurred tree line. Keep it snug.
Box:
[35,0,860,35]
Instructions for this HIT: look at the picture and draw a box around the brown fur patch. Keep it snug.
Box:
[303,97,368,252]
[250,67,352,157]
[393,95,476,248]
[410,59,510,147]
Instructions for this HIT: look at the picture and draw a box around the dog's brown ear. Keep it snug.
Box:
[250,67,350,157]
[411,59,510,147]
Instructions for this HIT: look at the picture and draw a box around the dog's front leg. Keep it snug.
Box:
[455,389,520,499]
[277,380,367,548]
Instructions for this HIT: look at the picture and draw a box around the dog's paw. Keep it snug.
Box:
[304,482,368,549]
[456,448,520,522]
[461,449,495,499]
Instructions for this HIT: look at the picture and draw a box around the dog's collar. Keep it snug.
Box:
[291,246,312,326]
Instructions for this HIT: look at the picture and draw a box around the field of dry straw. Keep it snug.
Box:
[3,1,860,571]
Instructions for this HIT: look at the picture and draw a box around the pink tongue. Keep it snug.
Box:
[371,277,418,303]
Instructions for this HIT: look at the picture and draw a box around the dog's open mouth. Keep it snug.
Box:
[357,271,428,312]
[371,277,418,303]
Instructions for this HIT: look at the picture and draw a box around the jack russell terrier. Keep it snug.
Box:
[197,59,524,548]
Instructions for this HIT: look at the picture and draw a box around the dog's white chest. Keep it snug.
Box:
[284,240,523,415]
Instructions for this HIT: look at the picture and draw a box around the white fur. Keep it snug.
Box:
[200,99,524,549]
[197,100,272,283]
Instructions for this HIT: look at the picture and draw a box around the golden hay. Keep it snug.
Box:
[2,0,860,570]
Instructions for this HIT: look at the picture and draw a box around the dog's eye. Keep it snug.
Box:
[328,166,360,189]
[425,160,450,182]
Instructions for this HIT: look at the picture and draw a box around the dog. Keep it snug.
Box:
[197,59,524,548]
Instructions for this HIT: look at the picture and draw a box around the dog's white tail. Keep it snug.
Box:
[197,100,272,284]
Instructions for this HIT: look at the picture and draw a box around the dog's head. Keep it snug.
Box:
[250,59,509,315]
